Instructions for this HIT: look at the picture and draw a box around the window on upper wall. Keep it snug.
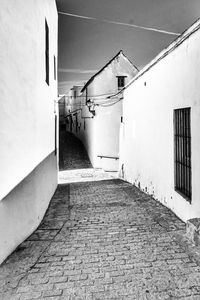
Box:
[117,76,127,89]
[45,19,49,85]
[174,107,191,202]
[54,115,57,155]
[54,55,56,80]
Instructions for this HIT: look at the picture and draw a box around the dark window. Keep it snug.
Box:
[174,107,191,201]
[117,76,126,89]
[54,55,56,80]
[45,19,49,85]
[74,90,77,98]
[55,115,57,155]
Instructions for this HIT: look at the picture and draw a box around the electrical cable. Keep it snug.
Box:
[64,91,120,98]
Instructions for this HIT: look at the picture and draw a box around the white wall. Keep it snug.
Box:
[0,0,58,264]
[67,53,138,171]
[0,0,58,200]
[0,152,57,264]
[120,20,200,222]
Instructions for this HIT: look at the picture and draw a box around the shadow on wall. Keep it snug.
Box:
[59,129,92,171]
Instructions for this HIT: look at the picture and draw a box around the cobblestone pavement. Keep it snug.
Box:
[1,132,200,299]
[59,131,92,171]
[1,179,200,300]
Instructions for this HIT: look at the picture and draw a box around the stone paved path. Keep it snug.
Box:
[58,131,117,184]
[1,132,200,299]
[59,131,92,171]
[1,179,200,299]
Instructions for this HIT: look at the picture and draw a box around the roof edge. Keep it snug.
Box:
[81,50,137,93]
[118,18,200,95]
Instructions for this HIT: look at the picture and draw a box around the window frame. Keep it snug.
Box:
[116,76,127,89]
[174,107,192,202]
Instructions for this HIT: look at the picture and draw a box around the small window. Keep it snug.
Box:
[117,76,126,89]
[54,55,56,80]
[45,19,49,85]
[74,90,77,98]
[174,107,191,201]
[54,115,57,155]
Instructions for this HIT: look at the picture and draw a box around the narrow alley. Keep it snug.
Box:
[1,133,200,300]
[59,131,92,171]
[58,130,117,184]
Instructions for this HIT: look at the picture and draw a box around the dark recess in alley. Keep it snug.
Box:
[59,129,92,171]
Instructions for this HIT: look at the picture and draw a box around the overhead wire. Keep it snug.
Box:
[63,90,124,107]
[58,9,180,110]
[64,91,120,98]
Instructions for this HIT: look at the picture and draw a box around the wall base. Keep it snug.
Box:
[0,151,57,264]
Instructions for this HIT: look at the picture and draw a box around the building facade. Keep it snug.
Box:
[119,19,200,222]
[66,51,138,172]
[0,0,58,264]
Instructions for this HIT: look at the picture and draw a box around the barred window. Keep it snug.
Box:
[174,108,191,201]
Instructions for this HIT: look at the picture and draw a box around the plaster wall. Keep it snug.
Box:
[68,54,137,171]
[0,0,58,200]
[0,0,58,263]
[120,22,200,222]
[0,152,57,264]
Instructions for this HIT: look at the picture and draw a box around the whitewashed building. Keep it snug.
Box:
[119,19,200,223]
[65,85,88,134]
[0,0,58,264]
[66,51,138,172]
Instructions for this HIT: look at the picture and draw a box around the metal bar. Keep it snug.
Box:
[188,109,191,199]
[183,109,186,196]
[174,107,191,201]
[177,109,180,190]
[97,155,119,160]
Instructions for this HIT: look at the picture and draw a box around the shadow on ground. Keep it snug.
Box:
[2,130,200,300]
[59,130,92,171]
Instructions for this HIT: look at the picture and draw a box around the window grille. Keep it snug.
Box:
[174,107,191,201]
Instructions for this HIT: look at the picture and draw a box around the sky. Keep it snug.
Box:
[56,0,200,94]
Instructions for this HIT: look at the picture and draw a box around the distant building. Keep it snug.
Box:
[0,0,58,264]
[66,51,138,172]
[65,85,87,133]
[119,19,200,222]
